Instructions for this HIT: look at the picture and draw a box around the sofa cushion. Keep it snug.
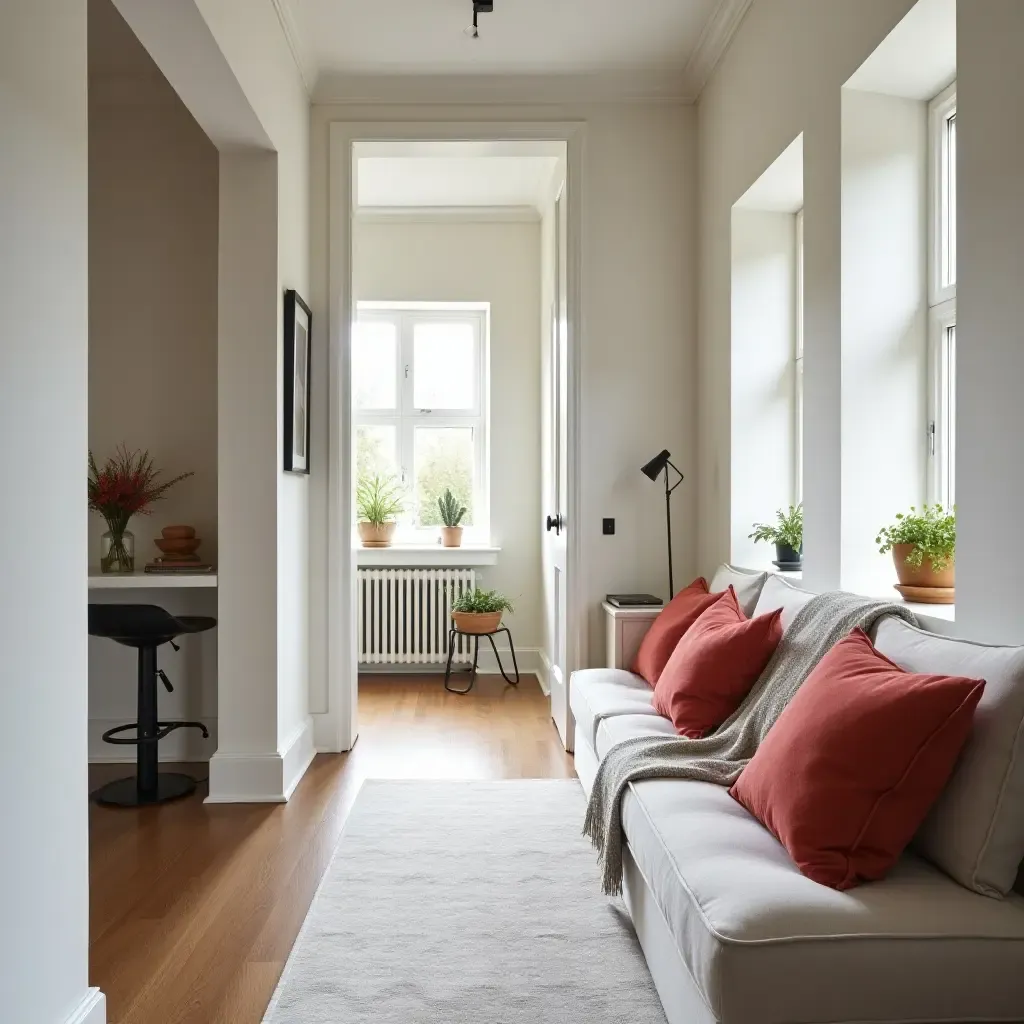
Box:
[874,616,1024,897]
[652,587,783,739]
[709,564,768,618]
[569,668,659,751]
[633,577,721,685]
[731,628,984,890]
[621,777,1024,1024]
[595,713,678,760]
[751,572,814,631]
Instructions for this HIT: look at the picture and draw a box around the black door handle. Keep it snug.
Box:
[546,514,563,535]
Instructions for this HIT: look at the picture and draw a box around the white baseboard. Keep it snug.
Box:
[536,649,553,696]
[65,988,106,1024]
[88,717,217,763]
[206,718,314,803]
[358,647,543,680]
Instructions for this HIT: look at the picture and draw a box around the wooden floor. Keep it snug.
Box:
[89,674,574,1024]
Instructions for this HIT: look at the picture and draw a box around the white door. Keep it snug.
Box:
[544,180,572,750]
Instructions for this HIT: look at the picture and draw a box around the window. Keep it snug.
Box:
[794,208,805,504]
[353,303,489,541]
[928,82,956,506]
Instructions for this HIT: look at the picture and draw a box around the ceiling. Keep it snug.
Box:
[274,0,753,102]
[354,141,563,212]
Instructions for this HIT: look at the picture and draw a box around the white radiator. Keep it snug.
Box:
[357,568,477,665]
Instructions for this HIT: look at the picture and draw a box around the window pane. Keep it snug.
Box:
[353,319,397,410]
[946,113,957,286]
[414,426,474,527]
[413,321,476,410]
[946,325,956,507]
[355,424,398,486]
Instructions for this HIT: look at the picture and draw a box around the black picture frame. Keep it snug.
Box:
[283,289,312,474]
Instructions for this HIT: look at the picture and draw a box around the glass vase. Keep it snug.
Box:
[100,528,135,574]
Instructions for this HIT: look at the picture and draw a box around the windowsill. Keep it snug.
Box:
[356,544,500,567]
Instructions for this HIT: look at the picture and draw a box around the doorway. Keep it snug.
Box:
[321,124,584,755]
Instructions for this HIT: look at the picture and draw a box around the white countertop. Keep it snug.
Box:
[88,569,218,589]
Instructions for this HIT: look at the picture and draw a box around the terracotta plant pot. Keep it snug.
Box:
[441,526,463,548]
[891,543,955,588]
[358,521,396,548]
[452,610,502,635]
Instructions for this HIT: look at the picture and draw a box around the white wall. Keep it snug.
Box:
[696,0,918,593]
[730,209,797,568]
[353,218,544,649]
[88,0,220,762]
[840,87,928,596]
[956,0,1024,643]
[0,1,100,1021]
[311,103,696,680]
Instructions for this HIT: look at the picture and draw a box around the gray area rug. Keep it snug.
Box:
[264,779,666,1023]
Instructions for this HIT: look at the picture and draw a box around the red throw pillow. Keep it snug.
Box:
[632,578,720,686]
[730,627,984,890]
[652,586,783,737]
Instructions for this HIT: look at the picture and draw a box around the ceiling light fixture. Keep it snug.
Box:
[464,0,494,39]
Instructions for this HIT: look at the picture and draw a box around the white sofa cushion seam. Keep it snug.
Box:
[628,780,1024,947]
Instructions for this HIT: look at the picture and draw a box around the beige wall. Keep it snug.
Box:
[353,217,544,649]
[89,0,219,566]
[696,0,918,592]
[311,102,697,675]
[2,1,95,1019]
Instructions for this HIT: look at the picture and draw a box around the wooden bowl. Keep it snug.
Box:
[161,525,196,540]
[155,537,201,556]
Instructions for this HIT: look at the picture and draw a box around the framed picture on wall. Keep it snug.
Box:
[284,289,312,474]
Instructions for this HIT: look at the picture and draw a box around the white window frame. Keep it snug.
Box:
[927,81,956,507]
[794,208,805,505]
[354,301,490,543]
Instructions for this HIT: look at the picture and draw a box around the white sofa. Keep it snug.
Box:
[572,571,1024,1024]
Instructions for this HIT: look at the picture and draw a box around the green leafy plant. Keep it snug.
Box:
[356,474,404,526]
[876,504,955,571]
[452,588,515,615]
[437,488,468,528]
[748,503,803,550]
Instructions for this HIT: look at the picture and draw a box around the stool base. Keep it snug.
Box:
[92,772,198,807]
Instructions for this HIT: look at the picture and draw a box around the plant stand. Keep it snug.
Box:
[444,625,520,695]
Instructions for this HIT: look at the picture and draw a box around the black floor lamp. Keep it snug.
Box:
[641,449,684,598]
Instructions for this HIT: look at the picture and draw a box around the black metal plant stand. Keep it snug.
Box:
[444,626,520,694]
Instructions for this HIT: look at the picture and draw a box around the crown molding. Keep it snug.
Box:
[681,0,753,101]
[269,0,315,97]
[312,68,690,107]
[355,205,541,224]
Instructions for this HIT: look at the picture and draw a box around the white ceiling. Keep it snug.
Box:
[275,0,754,102]
[735,135,804,214]
[844,0,956,101]
[353,141,563,211]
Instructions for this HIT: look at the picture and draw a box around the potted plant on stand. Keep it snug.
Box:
[876,504,955,604]
[749,503,803,570]
[356,474,403,548]
[88,447,193,574]
[438,488,468,548]
[451,589,515,635]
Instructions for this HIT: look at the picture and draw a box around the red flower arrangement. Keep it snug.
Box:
[88,447,193,572]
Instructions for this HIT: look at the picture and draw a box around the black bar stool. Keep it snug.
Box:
[89,603,216,807]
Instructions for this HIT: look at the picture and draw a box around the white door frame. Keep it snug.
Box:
[320,120,586,751]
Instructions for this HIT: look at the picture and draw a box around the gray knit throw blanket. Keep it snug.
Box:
[583,591,918,895]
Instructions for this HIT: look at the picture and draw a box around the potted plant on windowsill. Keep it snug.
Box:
[438,488,468,548]
[356,474,403,548]
[876,504,955,604]
[748,503,803,570]
[451,589,514,635]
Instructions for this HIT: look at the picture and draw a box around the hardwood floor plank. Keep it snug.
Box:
[90,674,573,1023]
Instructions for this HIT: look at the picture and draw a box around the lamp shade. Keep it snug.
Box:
[641,449,672,481]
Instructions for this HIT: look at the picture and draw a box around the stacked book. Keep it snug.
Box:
[145,558,214,575]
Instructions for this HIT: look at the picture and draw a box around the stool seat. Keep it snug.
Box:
[89,604,216,648]
[89,603,216,807]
